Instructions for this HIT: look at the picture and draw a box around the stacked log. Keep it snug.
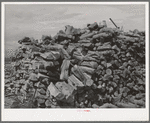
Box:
[5,20,145,108]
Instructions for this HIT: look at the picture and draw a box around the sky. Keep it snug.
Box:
[4,4,145,57]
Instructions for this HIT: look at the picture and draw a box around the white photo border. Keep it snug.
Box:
[1,2,149,121]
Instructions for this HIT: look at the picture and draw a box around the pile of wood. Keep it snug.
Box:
[5,20,145,108]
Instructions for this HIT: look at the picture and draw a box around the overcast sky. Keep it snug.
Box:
[4,4,145,56]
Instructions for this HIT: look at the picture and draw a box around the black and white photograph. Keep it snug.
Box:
[2,2,149,121]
